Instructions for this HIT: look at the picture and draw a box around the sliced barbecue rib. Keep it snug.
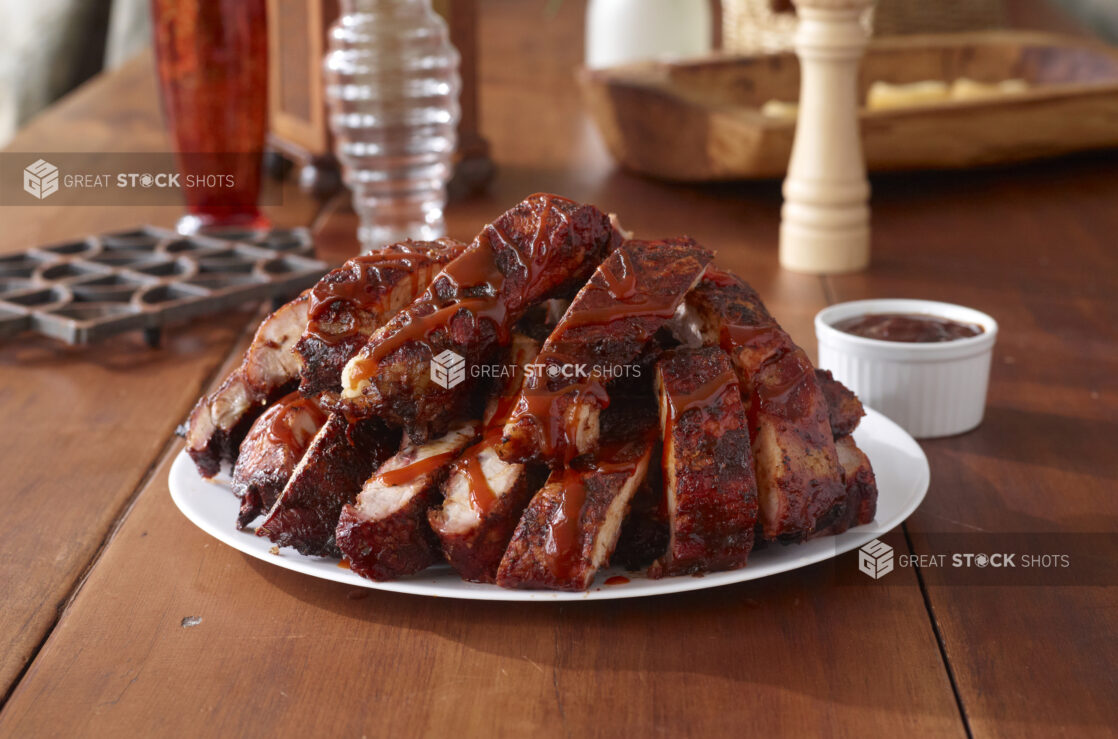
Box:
[428,335,548,583]
[837,436,877,526]
[296,239,467,395]
[817,371,874,534]
[339,193,620,442]
[256,413,400,556]
[496,238,713,466]
[649,347,758,577]
[231,391,328,529]
[609,476,668,571]
[686,269,846,541]
[815,369,865,438]
[184,292,309,477]
[336,422,478,580]
[432,444,548,582]
[818,435,879,535]
[497,410,658,591]
[514,298,570,343]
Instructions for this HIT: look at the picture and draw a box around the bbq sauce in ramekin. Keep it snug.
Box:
[833,313,984,343]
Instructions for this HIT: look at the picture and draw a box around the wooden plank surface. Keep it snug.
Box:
[827,156,1118,737]
[0,449,962,738]
[2,0,1111,736]
[0,53,324,697]
[0,1,965,735]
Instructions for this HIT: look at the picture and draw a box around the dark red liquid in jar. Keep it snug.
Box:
[152,0,270,234]
[834,313,983,343]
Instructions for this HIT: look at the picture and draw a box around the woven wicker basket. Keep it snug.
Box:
[723,0,1008,53]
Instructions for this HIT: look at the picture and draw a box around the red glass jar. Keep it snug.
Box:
[151,0,271,235]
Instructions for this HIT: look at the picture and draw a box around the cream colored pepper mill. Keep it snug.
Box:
[779,0,875,274]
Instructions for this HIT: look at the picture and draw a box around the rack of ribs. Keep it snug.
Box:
[338,193,621,442]
[179,195,885,592]
[686,269,846,541]
[255,413,400,556]
[649,347,759,577]
[497,409,658,591]
[496,238,713,466]
[296,239,467,395]
[336,421,478,580]
[184,292,309,478]
[231,391,328,529]
[428,335,549,583]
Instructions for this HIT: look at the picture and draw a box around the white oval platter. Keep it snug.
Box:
[170,406,928,601]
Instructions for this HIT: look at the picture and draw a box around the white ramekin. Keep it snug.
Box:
[815,299,998,439]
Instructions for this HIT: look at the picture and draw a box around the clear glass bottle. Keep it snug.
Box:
[325,0,461,251]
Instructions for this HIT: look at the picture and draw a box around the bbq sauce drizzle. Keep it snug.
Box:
[546,468,590,577]
[558,249,680,329]
[446,415,515,517]
[351,248,509,381]
[348,194,578,387]
[455,444,498,515]
[511,382,611,464]
[714,286,814,426]
[509,246,682,462]
[306,248,438,345]
[542,429,656,581]
[664,369,739,422]
[361,416,482,488]
[263,391,328,452]
[658,363,743,562]
[447,352,538,517]
[490,193,576,313]
[370,447,464,488]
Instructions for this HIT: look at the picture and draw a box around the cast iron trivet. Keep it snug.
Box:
[0,226,327,346]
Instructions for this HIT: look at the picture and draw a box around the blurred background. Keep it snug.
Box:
[2,0,1117,149]
[0,0,148,145]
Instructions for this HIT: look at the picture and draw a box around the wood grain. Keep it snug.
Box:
[0,52,323,696]
[826,155,1118,737]
[0,451,962,738]
[0,2,965,734]
[1,0,1111,736]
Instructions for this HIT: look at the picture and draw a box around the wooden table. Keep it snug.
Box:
[1,2,1114,736]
